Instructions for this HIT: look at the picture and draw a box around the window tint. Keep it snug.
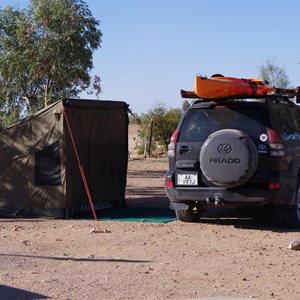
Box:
[273,107,299,140]
[178,106,270,142]
[289,107,300,140]
[179,110,222,141]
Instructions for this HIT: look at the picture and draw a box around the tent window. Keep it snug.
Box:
[35,141,61,185]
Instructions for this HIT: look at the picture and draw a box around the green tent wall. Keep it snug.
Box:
[0,99,129,218]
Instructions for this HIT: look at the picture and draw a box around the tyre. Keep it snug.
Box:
[175,203,202,222]
[278,184,300,228]
[200,129,258,188]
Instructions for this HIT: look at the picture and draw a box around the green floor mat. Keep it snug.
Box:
[73,207,177,223]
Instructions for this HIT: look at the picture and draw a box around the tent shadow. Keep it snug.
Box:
[70,195,176,223]
[107,206,175,222]
[0,284,48,299]
[74,205,176,223]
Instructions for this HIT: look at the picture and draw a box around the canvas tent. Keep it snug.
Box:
[0,99,129,218]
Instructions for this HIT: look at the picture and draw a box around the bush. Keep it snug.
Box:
[137,102,182,157]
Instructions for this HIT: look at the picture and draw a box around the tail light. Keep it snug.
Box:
[269,183,281,190]
[267,128,284,157]
[165,180,174,188]
[167,129,179,157]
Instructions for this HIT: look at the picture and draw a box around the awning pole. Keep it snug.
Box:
[62,108,100,232]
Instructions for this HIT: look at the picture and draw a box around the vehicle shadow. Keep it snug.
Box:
[0,284,49,299]
[128,193,300,232]
[200,206,300,232]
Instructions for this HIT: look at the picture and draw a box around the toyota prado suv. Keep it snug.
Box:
[164,76,300,227]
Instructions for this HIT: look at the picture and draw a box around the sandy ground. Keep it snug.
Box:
[1,157,300,300]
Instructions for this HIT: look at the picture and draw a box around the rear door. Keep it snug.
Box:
[175,103,272,187]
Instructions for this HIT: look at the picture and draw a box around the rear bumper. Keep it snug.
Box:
[166,186,272,204]
[165,170,296,207]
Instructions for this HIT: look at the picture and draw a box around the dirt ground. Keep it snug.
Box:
[1,157,300,300]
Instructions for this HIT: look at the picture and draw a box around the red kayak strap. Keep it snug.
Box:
[62,108,100,230]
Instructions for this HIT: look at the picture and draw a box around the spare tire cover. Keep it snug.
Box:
[200,129,258,187]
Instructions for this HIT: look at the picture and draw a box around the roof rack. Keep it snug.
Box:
[181,89,296,103]
[190,97,296,107]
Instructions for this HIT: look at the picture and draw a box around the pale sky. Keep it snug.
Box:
[1,0,300,114]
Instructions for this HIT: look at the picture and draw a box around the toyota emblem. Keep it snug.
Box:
[217,143,232,154]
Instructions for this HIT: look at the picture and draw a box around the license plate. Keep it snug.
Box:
[177,174,198,186]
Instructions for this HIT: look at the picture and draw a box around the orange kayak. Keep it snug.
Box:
[194,75,276,98]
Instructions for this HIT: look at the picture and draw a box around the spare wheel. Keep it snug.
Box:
[200,129,258,187]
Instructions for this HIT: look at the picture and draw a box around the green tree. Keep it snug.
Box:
[258,57,291,88]
[0,0,102,126]
[137,102,182,156]
[129,113,141,125]
[182,99,190,112]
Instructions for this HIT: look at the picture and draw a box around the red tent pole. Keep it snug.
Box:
[62,108,100,231]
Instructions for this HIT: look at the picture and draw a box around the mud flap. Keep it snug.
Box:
[170,202,189,211]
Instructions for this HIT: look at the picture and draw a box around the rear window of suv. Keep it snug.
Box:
[178,104,271,142]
